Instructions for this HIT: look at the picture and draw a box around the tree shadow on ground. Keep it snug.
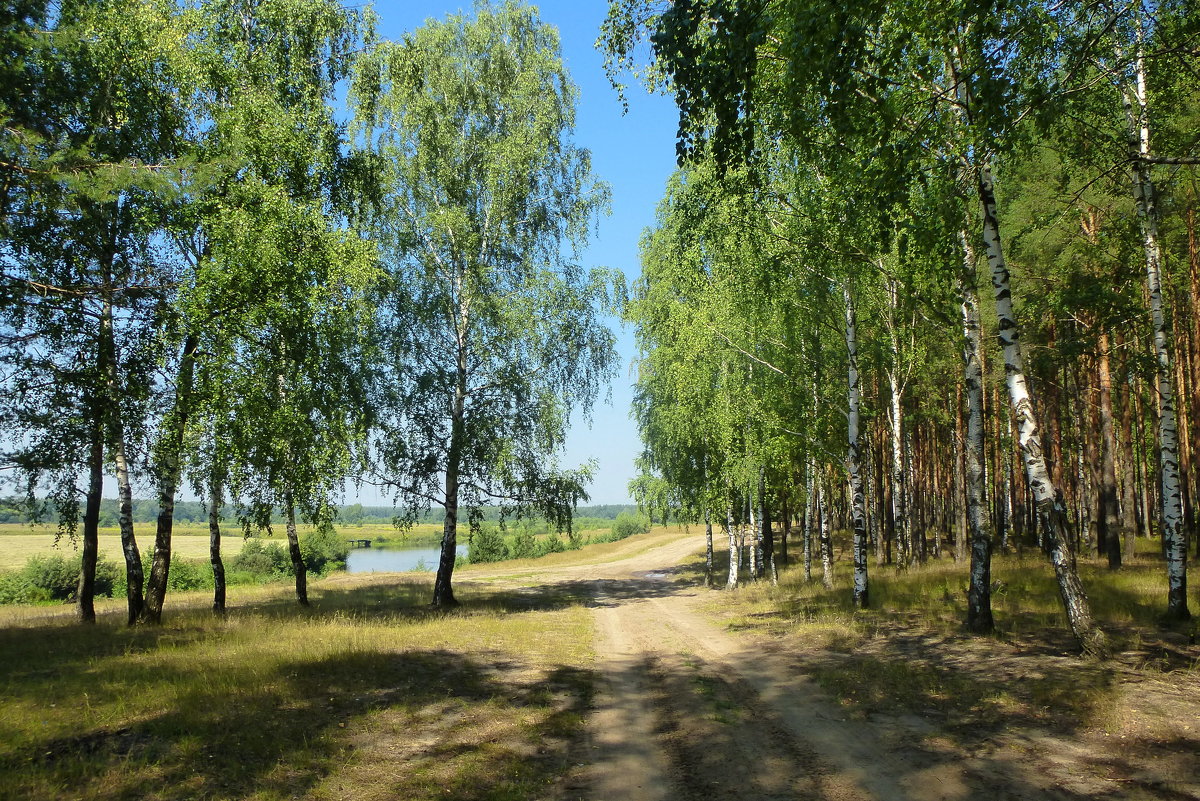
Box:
[4,644,596,801]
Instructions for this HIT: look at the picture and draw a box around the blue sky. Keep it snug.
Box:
[365,2,680,506]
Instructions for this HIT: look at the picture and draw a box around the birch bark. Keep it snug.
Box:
[1116,16,1189,618]
[284,494,308,606]
[845,285,869,607]
[817,476,834,590]
[978,166,1107,656]
[725,504,739,590]
[959,231,992,632]
[209,479,226,614]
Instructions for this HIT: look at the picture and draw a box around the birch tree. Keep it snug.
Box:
[352,1,618,608]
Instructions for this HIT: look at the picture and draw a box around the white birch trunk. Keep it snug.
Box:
[817,476,834,590]
[1117,16,1189,618]
[803,461,814,583]
[725,504,739,590]
[845,285,869,607]
[960,230,993,632]
[978,165,1107,656]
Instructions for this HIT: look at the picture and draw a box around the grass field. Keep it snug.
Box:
[0,563,598,801]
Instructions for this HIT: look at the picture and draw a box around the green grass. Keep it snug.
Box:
[0,573,595,801]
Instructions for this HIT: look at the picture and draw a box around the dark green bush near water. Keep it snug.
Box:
[467,526,510,563]
[300,525,351,573]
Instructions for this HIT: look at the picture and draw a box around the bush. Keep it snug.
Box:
[300,525,350,574]
[167,556,211,591]
[611,511,651,541]
[537,532,567,556]
[0,554,120,604]
[229,539,292,577]
[468,525,510,563]
[510,529,538,559]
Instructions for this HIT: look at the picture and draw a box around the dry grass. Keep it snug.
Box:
[0,570,595,801]
[703,536,1200,737]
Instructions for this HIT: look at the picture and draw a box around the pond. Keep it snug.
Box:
[345,544,467,573]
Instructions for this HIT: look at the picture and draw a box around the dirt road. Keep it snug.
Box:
[475,531,1200,801]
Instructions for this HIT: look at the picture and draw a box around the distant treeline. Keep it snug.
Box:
[0,498,638,528]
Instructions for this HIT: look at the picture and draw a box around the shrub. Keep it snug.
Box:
[611,511,650,541]
[300,525,350,574]
[0,554,120,604]
[468,525,510,563]
[229,539,292,577]
[167,556,211,591]
[537,532,567,556]
[26,554,80,600]
[510,529,538,559]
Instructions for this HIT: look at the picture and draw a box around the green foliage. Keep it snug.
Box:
[510,528,539,559]
[352,3,619,599]
[0,555,119,604]
[467,526,511,564]
[300,525,351,574]
[610,511,651,540]
[229,539,292,577]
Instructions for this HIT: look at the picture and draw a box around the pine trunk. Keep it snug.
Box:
[1098,331,1123,568]
[1118,343,1139,556]
[978,166,1107,656]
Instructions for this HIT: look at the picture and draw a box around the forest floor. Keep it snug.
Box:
[459,530,1200,801]
[2,527,1198,801]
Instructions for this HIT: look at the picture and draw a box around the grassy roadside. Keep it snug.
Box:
[703,537,1200,739]
[0,570,596,801]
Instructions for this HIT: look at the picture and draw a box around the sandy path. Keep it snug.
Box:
[494,532,1200,801]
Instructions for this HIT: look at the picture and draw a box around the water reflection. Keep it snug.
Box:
[346,544,467,573]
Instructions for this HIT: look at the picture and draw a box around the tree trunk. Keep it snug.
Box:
[1119,13,1189,620]
[285,495,308,606]
[704,507,714,587]
[143,333,200,624]
[817,475,834,591]
[977,165,1107,656]
[210,479,227,614]
[779,496,790,566]
[725,504,739,590]
[759,470,777,585]
[747,489,760,579]
[100,294,142,626]
[1118,341,1139,558]
[1098,331,1123,568]
[955,381,968,562]
[78,417,103,625]
[803,463,814,582]
[960,232,993,632]
[889,369,908,567]
[845,285,869,607]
